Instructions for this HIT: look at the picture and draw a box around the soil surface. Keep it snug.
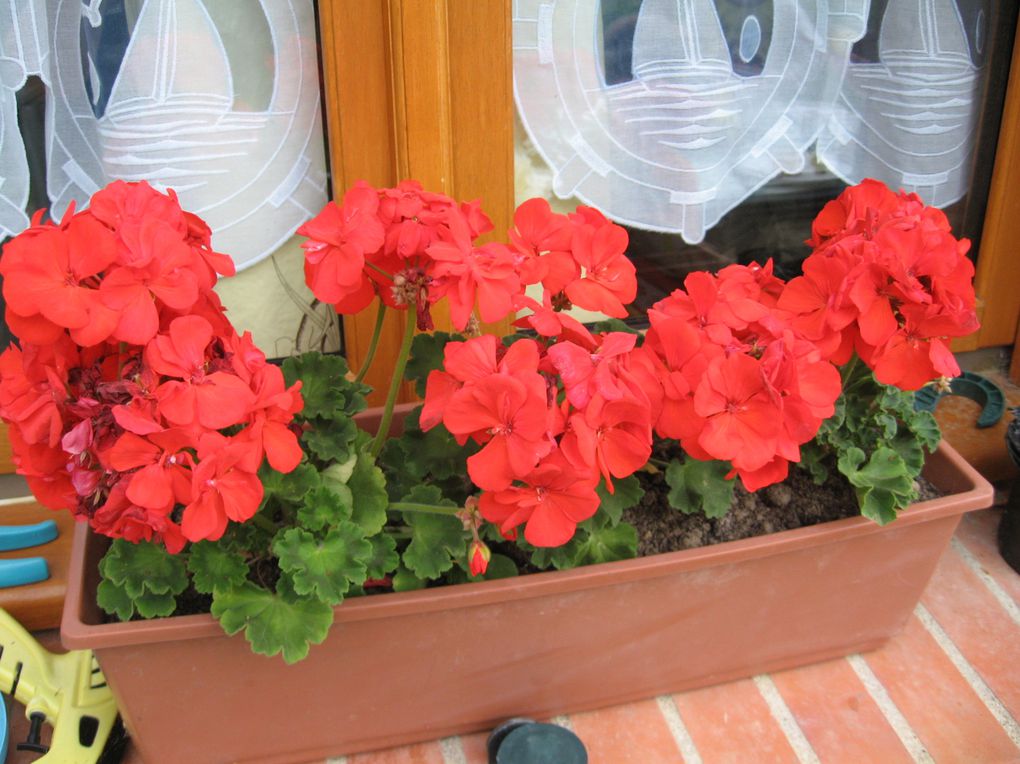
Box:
[627,461,942,557]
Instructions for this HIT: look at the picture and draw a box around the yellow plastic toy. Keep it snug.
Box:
[0,608,119,762]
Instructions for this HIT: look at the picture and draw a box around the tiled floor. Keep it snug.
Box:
[6,361,1020,763]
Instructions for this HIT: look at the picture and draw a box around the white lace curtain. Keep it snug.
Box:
[514,0,988,243]
[0,0,327,270]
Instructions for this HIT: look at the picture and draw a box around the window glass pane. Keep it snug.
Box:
[513,0,1018,319]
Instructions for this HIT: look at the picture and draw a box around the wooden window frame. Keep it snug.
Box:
[317,1,1020,391]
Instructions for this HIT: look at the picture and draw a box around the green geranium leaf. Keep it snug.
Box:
[273,524,372,606]
[587,318,641,336]
[837,446,917,525]
[188,541,248,595]
[665,458,735,518]
[405,332,462,397]
[302,416,359,463]
[348,452,390,535]
[401,486,464,580]
[530,543,574,571]
[283,353,370,419]
[597,475,644,526]
[133,588,180,619]
[96,578,135,621]
[366,534,400,580]
[321,454,358,488]
[211,582,333,664]
[298,484,354,532]
[99,539,188,599]
[392,564,428,592]
[260,462,320,503]
[568,520,638,566]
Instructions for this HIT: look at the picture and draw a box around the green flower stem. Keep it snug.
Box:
[365,261,394,281]
[370,306,417,458]
[388,502,462,517]
[251,513,278,534]
[354,302,388,383]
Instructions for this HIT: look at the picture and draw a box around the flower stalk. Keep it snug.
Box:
[370,305,417,458]
[354,301,388,383]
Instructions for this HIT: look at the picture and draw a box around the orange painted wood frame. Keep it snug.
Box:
[317,0,514,404]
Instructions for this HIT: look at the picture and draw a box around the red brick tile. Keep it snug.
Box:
[957,509,1020,606]
[569,699,681,763]
[863,614,1019,762]
[769,659,912,764]
[349,741,446,764]
[921,544,1020,719]
[459,731,491,764]
[671,678,799,764]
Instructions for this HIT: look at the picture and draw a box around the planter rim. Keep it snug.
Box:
[61,438,992,650]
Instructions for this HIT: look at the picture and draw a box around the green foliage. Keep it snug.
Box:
[302,416,359,464]
[665,458,735,518]
[188,542,248,595]
[260,462,320,503]
[529,507,638,570]
[378,406,475,503]
[273,524,373,605]
[400,486,464,579]
[803,356,942,521]
[587,318,641,337]
[365,534,400,580]
[97,539,189,620]
[348,447,390,535]
[596,475,644,525]
[211,583,333,664]
[404,332,464,397]
[283,353,369,419]
[297,484,354,531]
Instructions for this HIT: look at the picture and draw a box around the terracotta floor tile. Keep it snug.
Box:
[862,614,1020,762]
[670,678,799,764]
[568,699,682,763]
[920,543,1020,719]
[769,658,913,764]
[956,509,1020,606]
[458,731,491,764]
[348,741,446,764]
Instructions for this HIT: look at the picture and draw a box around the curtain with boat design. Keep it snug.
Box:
[513,0,989,244]
[0,0,327,270]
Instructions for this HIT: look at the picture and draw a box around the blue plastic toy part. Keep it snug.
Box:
[0,693,8,763]
[0,558,50,588]
[0,520,58,552]
[914,371,1006,428]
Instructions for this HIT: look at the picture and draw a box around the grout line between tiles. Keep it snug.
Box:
[753,674,821,764]
[655,695,703,764]
[846,654,933,763]
[914,603,1020,747]
[951,537,1020,626]
[440,735,468,764]
[551,714,573,730]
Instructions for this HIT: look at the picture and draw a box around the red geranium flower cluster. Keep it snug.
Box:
[643,263,843,491]
[0,181,303,552]
[778,179,979,389]
[298,183,638,332]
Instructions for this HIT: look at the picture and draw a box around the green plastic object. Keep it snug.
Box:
[914,371,1005,428]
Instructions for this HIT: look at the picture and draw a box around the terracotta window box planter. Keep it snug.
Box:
[61,438,992,764]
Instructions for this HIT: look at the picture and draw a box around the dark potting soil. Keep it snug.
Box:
[627,462,943,557]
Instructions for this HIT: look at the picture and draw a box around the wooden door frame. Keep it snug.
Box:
[317,0,514,403]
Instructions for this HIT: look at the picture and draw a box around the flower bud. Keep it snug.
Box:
[468,539,491,577]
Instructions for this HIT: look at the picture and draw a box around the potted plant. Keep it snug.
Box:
[0,179,992,763]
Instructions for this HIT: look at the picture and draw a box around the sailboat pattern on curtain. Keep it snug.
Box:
[514,0,988,243]
[0,0,327,270]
